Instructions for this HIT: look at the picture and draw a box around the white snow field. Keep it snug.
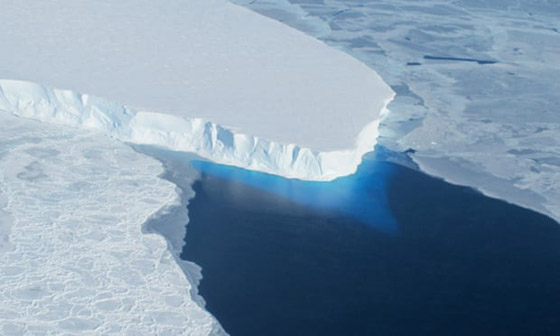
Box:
[0,0,394,181]
[0,111,225,335]
[232,0,560,223]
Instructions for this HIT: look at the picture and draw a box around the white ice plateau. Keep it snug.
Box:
[0,0,394,181]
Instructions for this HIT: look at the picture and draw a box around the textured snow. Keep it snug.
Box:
[0,111,225,335]
[233,0,560,222]
[0,0,394,179]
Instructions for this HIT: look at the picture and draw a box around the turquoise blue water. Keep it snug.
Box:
[190,152,397,233]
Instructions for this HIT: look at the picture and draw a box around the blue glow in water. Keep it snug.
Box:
[184,157,560,336]
[191,154,398,233]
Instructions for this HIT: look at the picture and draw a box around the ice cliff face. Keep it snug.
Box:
[0,80,393,181]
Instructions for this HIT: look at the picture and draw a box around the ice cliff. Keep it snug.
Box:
[0,80,393,181]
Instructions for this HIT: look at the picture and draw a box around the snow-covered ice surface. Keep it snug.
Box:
[0,111,225,335]
[0,0,394,180]
[232,0,560,222]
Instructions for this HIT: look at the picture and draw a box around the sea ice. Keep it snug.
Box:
[0,111,225,335]
[233,0,560,222]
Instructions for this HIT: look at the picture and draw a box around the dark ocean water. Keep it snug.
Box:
[181,155,560,336]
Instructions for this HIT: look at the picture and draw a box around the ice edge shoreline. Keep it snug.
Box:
[0,79,395,182]
[138,151,228,335]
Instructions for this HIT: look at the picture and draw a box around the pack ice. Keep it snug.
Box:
[0,0,394,181]
[0,111,227,335]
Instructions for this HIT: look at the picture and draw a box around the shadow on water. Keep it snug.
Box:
[182,150,560,336]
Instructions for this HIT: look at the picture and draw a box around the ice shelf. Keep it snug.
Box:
[0,0,394,180]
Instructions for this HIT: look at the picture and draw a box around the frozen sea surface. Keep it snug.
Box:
[0,111,224,335]
[232,0,560,221]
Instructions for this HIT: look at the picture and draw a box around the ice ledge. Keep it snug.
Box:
[0,80,394,181]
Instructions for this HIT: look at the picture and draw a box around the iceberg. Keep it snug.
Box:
[0,0,394,181]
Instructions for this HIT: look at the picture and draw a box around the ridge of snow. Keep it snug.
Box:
[0,80,393,181]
